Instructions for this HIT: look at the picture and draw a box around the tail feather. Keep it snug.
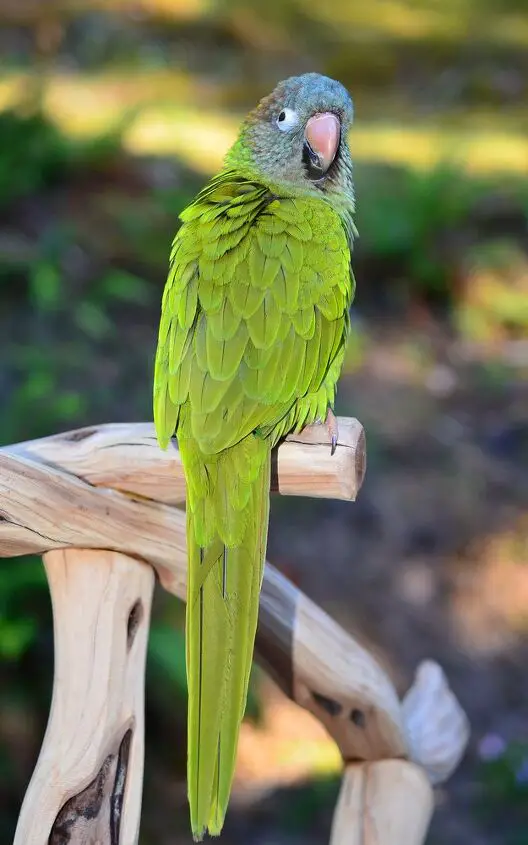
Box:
[183,437,270,839]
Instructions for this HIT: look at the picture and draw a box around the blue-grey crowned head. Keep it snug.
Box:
[235,73,354,192]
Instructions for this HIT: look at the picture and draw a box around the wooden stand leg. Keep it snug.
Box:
[330,761,434,845]
[13,548,155,845]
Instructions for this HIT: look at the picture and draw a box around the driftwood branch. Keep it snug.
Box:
[8,417,365,505]
[14,549,153,845]
[1,418,469,845]
[0,423,468,769]
[330,761,434,845]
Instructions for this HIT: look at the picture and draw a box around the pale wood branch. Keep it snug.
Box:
[292,589,406,761]
[0,449,187,593]
[402,660,470,785]
[3,418,468,845]
[0,447,468,773]
[14,549,153,845]
[9,416,365,504]
[330,761,434,845]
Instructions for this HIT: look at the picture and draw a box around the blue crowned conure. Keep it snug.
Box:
[153,73,356,839]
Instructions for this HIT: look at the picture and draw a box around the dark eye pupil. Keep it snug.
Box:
[278,111,286,122]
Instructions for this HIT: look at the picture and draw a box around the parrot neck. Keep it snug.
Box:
[224,137,355,206]
[222,135,356,250]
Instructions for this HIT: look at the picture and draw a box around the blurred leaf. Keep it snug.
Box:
[54,391,87,419]
[0,109,71,210]
[74,300,113,339]
[477,741,528,819]
[279,774,340,833]
[149,625,188,694]
[28,261,62,311]
[97,270,150,304]
[0,616,37,661]
[0,557,46,661]
[23,369,55,401]
[0,557,45,598]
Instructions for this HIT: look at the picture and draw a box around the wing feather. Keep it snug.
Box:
[153,172,354,456]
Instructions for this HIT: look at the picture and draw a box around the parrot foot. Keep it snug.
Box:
[319,408,339,455]
[300,409,339,455]
[325,407,339,456]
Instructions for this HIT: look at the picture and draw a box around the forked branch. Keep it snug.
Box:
[1,418,469,845]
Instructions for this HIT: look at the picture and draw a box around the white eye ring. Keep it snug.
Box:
[276,107,299,131]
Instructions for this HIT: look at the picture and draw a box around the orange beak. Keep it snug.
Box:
[304,112,341,174]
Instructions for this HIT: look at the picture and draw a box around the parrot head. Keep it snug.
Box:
[226,73,354,198]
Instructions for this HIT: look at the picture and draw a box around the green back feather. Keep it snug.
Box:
[153,169,355,838]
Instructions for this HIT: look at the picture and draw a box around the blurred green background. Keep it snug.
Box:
[0,1,527,843]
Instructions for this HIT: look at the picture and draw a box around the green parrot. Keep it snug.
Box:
[153,73,356,839]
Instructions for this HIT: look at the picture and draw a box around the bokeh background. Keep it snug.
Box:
[1,1,527,843]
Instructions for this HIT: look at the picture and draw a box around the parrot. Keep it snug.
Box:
[153,72,357,840]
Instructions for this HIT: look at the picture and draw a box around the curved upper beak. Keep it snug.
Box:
[304,112,341,174]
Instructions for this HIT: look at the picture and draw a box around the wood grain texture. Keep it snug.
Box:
[0,448,406,760]
[0,449,469,772]
[293,593,407,762]
[255,563,298,698]
[0,449,187,595]
[402,660,470,784]
[14,549,154,845]
[330,761,434,845]
[8,416,365,505]
[3,416,471,845]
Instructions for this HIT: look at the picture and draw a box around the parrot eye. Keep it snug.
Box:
[276,108,299,131]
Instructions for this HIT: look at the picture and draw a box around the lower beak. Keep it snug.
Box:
[304,112,341,174]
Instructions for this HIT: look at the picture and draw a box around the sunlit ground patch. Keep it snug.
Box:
[0,73,526,177]
[235,677,342,795]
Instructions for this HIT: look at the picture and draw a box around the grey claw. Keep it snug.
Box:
[331,434,338,456]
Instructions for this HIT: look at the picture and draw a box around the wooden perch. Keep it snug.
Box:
[14,549,154,845]
[1,418,469,845]
[8,417,366,504]
[330,761,433,845]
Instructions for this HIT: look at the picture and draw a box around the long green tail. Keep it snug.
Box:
[181,435,270,839]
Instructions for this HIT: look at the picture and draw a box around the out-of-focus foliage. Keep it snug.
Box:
[476,738,528,845]
[0,110,71,209]
[455,240,528,341]
[0,1,527,843]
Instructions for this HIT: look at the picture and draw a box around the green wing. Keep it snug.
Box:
[153,171,354,458]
